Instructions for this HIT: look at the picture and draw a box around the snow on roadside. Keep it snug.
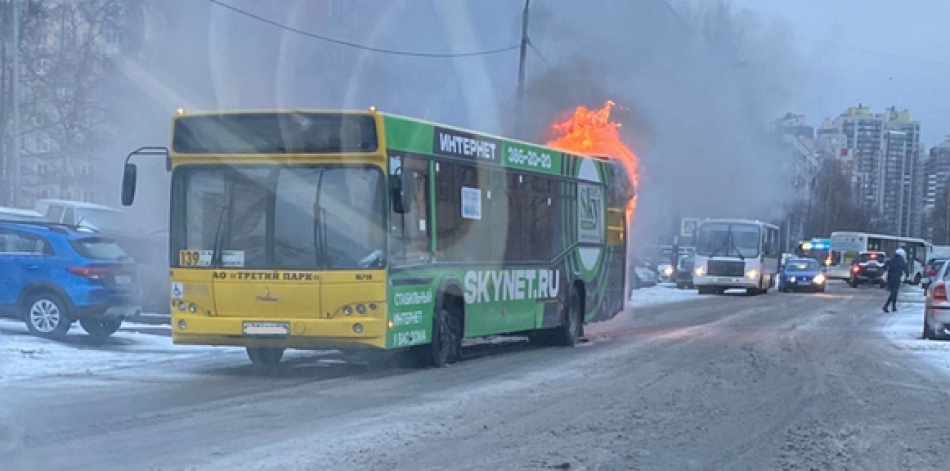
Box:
[628,283,699,308]
[881,288,950,375]
[0,319,241,382]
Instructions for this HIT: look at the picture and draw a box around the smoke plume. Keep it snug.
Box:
[502,0,804,249]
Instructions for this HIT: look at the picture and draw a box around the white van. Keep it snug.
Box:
[0,206,47,222]
[34,199,127,232]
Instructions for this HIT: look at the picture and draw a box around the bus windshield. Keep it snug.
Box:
[171,165,386,270]
[696,223,760,258]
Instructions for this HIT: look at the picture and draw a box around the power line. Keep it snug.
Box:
[528,42,552,68]
[208,0,520,58]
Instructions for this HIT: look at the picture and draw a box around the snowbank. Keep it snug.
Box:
[629,283,700,308]
[0,319,239,382]
[881,289,950,375]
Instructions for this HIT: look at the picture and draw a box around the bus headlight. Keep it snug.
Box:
[745,269,759,280]
[814,273,826,284]
[694,266,706,277]
[664,266,674,277]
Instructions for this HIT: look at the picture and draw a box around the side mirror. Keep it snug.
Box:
[390,169,413,214]
[121,163,137,206]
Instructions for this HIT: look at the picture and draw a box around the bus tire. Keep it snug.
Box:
[416,300,463,368]
[698,287,713,295]
[246,347,284,368]
[553,285,584,347]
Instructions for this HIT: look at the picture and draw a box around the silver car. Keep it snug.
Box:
[923,259,950,340]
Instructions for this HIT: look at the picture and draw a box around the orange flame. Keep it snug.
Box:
[546,100,640,221]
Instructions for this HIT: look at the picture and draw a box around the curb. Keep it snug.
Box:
[129,313,171,325]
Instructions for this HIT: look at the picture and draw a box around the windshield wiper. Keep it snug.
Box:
[314,206,328,267]
[728,234,745,260]
[708,228,732,258]
[211,205,229,267]
[310,170,331,268]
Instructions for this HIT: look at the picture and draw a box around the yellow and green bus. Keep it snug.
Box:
[120,109,634,367]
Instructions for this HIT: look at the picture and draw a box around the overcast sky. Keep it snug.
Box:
[728,0,950,147]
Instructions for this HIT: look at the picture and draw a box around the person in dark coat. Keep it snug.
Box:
[883,248,908,312]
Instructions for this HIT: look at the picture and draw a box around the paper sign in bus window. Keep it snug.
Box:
[461,186,482,220]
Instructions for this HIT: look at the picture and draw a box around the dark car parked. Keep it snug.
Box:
[0,221,141,340]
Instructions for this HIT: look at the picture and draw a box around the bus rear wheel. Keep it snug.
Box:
[246,347,284,368]
[554,290,583,347]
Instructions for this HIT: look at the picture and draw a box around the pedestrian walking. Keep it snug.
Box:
[883,248,908,312]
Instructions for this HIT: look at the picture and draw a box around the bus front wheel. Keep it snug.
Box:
[415,303,463,368]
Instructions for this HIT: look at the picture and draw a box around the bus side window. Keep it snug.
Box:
[434,162,493,263]
[389,155,430,263]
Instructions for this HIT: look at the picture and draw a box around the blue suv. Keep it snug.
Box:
[0,221,141,340]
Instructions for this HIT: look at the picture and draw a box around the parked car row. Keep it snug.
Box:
[4,200,169,314]
[630,257,659,290]
[0,219,141,340]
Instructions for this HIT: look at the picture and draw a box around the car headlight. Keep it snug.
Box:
[745,269,759,280]
[664,266,674,276]
[814,274,826,284]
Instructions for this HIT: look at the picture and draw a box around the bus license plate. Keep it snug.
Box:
[243,322,289,337]
[716,277,742,283]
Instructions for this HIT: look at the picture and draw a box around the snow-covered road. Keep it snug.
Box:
[0,285,697,385]
[6,282,950,470]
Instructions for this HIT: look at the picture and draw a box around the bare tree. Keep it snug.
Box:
[1,0,142,206]
[802,159,877,237]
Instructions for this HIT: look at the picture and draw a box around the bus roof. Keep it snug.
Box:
[169,108,616,163]
[377,111,610,161]
[830,231,928,244]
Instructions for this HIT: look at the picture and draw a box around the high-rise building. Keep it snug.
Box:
[922,136,950,240]
[772,113,816,141]
[818,105,921,237]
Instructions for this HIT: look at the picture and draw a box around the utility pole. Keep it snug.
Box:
[516,0,531,105]
[11,0,19,207]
